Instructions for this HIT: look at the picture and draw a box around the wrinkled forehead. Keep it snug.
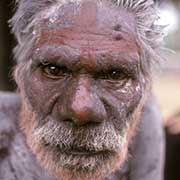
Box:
[29,0,140,69]
[35,0,136,34]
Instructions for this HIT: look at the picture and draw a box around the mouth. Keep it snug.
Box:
[42,138,114,158]
[49,143,111,157]
[62,148,108,156]
[42,141,116,171]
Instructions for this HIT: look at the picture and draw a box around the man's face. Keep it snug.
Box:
[16,1,148,179]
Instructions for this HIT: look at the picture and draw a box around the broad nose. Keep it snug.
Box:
[65,78,107,126]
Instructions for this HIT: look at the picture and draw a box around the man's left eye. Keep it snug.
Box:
[94,69,127,81]
[41,64,70,79]
[108,70,126,80]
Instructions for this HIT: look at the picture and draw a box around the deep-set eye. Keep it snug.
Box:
[108,70,126,80]
[95,69,127,81]
[41,64,70,79]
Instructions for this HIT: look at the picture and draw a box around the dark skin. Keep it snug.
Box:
[15,1,150,180]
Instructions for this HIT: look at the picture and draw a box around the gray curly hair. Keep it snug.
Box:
[10,0,164,69]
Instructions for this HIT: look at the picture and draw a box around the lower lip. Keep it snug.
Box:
[58,148,109,157]
[47,143,111,157]
[66,150,100,156]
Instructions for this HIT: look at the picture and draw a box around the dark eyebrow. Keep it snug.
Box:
[95,52,139,72]
[32,44,139,73]
[31,45,80,67]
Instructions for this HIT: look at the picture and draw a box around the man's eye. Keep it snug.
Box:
[95,69,127,80]
[108,70,126,80]
[41,64,70,79]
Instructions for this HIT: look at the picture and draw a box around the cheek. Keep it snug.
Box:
[19,99,37,146]
[96,79,143,133]
[101,79,143,115]
[21,70,66,115]
[125,82,143,116]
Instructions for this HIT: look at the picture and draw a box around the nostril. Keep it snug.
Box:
[64,117,102,127]
[64,118,72,122]
[63,118,74,126]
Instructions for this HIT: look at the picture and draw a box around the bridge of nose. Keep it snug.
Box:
[66,76,107,126]
[70,77,94,122]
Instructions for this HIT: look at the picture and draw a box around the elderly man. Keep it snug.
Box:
[0,0,164,180]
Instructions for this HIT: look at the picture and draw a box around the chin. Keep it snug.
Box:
[29,137,129,180]
[22,123,129,180]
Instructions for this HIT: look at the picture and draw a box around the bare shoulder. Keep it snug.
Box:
[0,92,21,150]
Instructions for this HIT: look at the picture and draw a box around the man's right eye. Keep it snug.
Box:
[41,64,70,79]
